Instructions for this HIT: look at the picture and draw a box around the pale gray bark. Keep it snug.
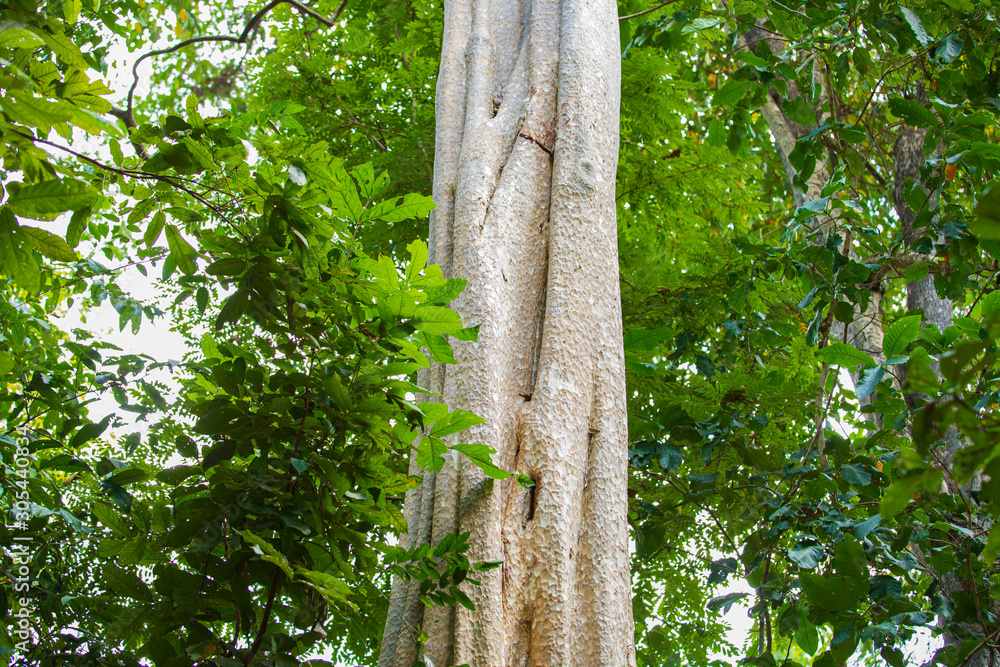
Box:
[379,0,634,664]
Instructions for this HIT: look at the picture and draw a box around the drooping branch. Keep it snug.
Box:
[117,0,347,133]
[9,130,228,219]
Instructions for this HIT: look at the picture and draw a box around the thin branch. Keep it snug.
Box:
[10,130,228,219]
[122,0,345,126]
[243,567,282,665]
[619,0,682,22]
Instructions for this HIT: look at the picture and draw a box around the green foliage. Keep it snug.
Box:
[3,0,1000,663]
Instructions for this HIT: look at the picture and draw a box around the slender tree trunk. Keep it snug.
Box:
[379,0,635,664]
[893,112,1000,667]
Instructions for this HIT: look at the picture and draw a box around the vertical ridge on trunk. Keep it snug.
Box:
[379,0,634,663]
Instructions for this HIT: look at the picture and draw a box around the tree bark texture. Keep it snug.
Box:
[378,0,635,664]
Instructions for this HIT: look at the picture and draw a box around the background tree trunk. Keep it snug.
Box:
[378,0,635,664]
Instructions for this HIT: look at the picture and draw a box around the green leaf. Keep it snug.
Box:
[883,315,921,358]
[712,80,751,108]
[416,436,449,473]
[406,239,428,280]
[888,98,938,129]
[853,514,881,539]
[788,544,825,569]
[64,0,81,23]
[431,409,485,438]
[380,193,435,223]
[881,470,938,519]
[155,465,200,486]
[143,211,165,247]
[194,406,241,434]
[299,568,353,604]
[67,207,90,248]
[852,47,872,76]
[834,539,869,589]
[452,442,512,479]
[0,26,44,48]
[623,327,674,351]
[70,414,112,449]
[424,279,468,305]
[795,617,819,655]
[453,325,480,342]
[855,365,884,400]
[900,7,931,45]
[818,342,876,368]
[103,563,152,601]
[706,591,749,613]
[422,332,456,364]
[92,502,131,538]
[841,463,872,487]
[7,179,96,217]
[971,188,1000,239]
[165,224,198,275]
[414,305,464,335]
[983,524,1000,563]
[236,530,295,580]
[800,573,857,611]
[0,93,74,129]
[21,226,78,262]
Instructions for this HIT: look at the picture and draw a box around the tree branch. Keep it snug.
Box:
[619,0,682,22]
[119,0,346,139]
[244,567,282,665]
[9,130,228,218]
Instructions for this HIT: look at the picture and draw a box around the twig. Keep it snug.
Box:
[619,0,682,22]
[10,130,227,219]
[122,0,345,127]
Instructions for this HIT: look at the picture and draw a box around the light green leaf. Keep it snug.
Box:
[712,80,752,108]
[165,224,198,275]
[21,226,78,261]
[880,469,939,518]
[818,342,876,367]
[416,436,449,473]
[430,409,485,438]
[236,530,295,580]
[422,332,456,364]
[0,208,40,293]
[0,24,44,48]
[406,239,428,280]
[380,193,435,223]
[64,0,81,25]
[452,442,512,479]
[884,315,921,358]
[413,305,464,335]
[7,179,96,217]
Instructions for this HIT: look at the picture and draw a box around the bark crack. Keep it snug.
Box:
[518,131,553,156]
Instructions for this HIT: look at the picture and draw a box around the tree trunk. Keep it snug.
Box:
[378,0,635,664]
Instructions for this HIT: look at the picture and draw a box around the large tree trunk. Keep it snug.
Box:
[378,0,635,664]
